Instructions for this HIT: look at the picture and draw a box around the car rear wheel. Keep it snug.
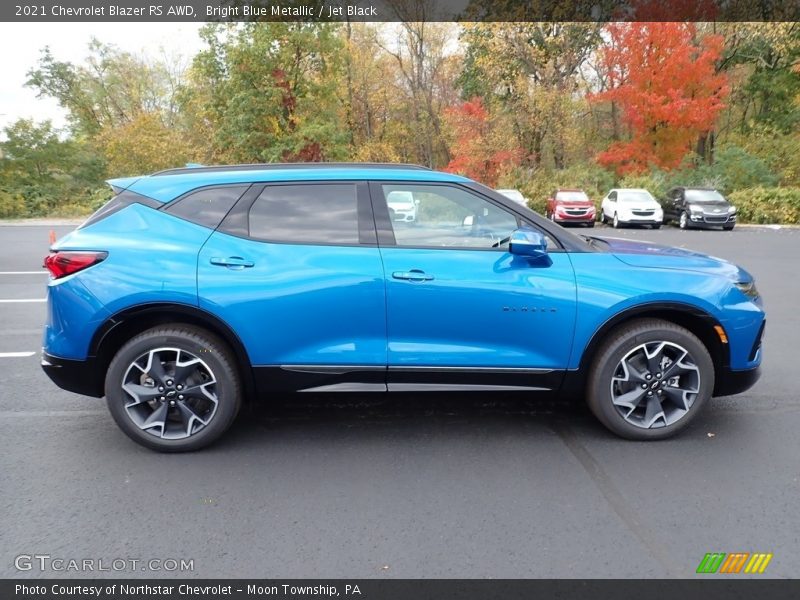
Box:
[105,325,241,452]
[587,319,714,440]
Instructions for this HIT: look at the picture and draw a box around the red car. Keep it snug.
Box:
[546,189,596,227]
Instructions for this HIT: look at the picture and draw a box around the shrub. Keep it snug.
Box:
[0,190,26,218]
[728,187,800,224]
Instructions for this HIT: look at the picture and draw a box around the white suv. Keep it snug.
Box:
[600,188,664,229]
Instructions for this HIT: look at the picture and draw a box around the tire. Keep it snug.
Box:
[105,325,242,452]
[723,225,734,231]
[600,212,607,224]
[586,221,595,228]
[652,223,662,229]
[612,214,621,228]
[586,318,714,440]
[679,211,689,230]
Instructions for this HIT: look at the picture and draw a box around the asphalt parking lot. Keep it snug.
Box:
[1,223,798,579]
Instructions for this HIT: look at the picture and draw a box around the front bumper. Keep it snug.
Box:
[713,366,761,397]
[689,214,736,227]
[555,214,595,224]
[41,351,104,398]
[620,218,662,225]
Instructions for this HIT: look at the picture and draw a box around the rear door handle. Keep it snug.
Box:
[392,269,434,282]
[210,256,254,269]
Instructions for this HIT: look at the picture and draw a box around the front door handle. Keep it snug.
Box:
[392,269,434,282]
[210,256,254,269]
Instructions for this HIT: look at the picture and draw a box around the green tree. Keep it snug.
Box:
[183,22,349,163]
[0,119,104,216]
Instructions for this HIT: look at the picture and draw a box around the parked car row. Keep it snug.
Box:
[496,187,737,231]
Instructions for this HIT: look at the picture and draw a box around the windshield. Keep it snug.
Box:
[685,189,727,204]
[618,191,654,203]
[556,191,589,202]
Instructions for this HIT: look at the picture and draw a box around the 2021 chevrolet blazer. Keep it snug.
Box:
[41,164,765,451]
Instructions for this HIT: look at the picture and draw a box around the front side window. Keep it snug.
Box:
[381,184,519,249]
[249,183,359,244]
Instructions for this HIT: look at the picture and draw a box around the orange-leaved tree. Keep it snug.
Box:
[443,97,521,187]
[592,22,729,174]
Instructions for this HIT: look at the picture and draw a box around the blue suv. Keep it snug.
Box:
[42,164,765,451]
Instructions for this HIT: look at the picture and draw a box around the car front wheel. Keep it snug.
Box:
[105,325,242,452]
[587,319,714,440]
[679,211,689,229]
[612,214,621,228]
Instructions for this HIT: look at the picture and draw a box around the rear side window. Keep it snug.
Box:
[248,184,359,244]
[165,185,248,229]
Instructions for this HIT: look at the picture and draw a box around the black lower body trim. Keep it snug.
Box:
[713,366,761,397]
[253,365,564,396]
[41,351,104,397]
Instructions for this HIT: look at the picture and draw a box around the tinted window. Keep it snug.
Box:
[249,184,359,244]
[166,186,247,229]
[382,184,519,249]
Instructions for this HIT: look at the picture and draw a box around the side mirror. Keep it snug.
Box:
[414,199,421,206]
[509,227,550,265]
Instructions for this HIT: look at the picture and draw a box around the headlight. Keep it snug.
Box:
[689,205,703,214]
[729,206,737,214]
[735,281,759,299]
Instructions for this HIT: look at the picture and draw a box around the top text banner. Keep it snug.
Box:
[3,0,799,22]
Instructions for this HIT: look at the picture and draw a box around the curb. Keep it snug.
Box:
[0,218,85,226]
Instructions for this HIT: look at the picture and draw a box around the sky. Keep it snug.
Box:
[0,22,205,132]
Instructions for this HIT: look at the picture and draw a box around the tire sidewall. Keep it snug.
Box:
[588,323,714,440]
[105,329,240,452]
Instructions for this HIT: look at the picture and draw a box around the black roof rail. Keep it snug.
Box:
[150,162,433,177]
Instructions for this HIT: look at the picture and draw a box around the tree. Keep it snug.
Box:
[442,97,521,186]
[458,23,601,169]
[183,23,349,164]
[0,119,104,215]
[591,23,729,174]
[27,40,187,137]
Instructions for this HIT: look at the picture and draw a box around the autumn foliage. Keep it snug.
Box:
[443,97,521,187]
[592,22,729,174]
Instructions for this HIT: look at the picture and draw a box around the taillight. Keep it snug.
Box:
[44,251,108,279]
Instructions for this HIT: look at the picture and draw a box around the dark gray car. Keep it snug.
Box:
[663,187,737,230]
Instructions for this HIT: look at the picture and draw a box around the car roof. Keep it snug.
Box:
[609,188,650,193]
[108,163,471,203]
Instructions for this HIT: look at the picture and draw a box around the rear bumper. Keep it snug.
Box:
[41,351,104,398]
[713,366,761,397]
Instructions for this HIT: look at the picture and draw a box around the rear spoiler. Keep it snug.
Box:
[106,176,141,195]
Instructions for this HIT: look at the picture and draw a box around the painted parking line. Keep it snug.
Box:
[0,298,46,303]
[0,351,36,358]
[0,271,48,275]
